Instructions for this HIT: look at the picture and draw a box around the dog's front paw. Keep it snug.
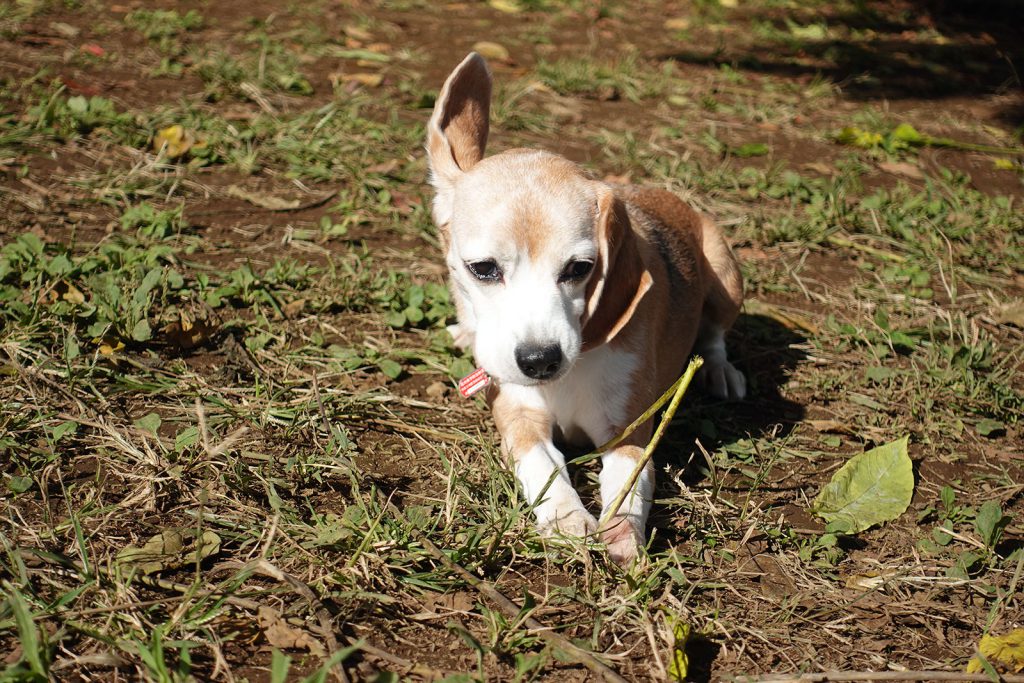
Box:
[538,508,598,539]
[600,515,645,566]
[702,358,746,401]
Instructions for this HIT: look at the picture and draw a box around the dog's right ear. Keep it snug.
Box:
[426,52,492,226]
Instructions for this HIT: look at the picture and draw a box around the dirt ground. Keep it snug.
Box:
[1,0,1022,681]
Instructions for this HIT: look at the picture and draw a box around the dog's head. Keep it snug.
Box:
[427,53,652,386]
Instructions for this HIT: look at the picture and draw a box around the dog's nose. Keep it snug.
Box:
[515,343,562,380]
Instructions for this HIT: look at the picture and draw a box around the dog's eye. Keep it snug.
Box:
[466,260,502,282]
[559,260,594,283]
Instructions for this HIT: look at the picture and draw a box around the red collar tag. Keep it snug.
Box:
[458,367,490,397]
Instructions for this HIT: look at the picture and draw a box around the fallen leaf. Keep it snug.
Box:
[225,184,301,210]
[80,43,105,57]
[992,299,1024,328]
[878,161,924,180]
[472,41,510,62]
[152,125,196,159]
[664,17,691,31]
[62,282,85,305]
[116,529,221,576]
[162,312,216,349]
[488,0,522,12]
[96,337,125,355]
[425,381,448,399]
[967,629,1024,674]
[802,162,838,177]
[665,613,690,681]
[342,24,373,42]
[843,571,895,591]
[116,530,185,575]
[282,298,306,318]
[257,606,326,656]
[340,73,383,88]
[50,21,80,37]
[811,436,913,534]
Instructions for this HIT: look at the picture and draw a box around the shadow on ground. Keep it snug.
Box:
[649,313,809,538]
[657,0,1024,126]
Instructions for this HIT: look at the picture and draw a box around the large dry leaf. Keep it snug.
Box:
[116,530,185,575]
[967,629,1024,673]
[811,436,913,534]
[257,606,326,656]
[116,529,221,575]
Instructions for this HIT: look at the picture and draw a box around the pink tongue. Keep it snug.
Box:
[458,367,491,397]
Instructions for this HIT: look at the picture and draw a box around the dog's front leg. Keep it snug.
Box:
[492,386,597,538]
[599,445,654,565]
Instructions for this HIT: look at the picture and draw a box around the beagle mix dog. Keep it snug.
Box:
[426,53,745,564]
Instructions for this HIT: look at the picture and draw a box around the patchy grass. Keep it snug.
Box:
[2,0,1023,680]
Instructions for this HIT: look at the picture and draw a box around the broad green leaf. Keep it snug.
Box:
[976,418,1005,437]
[733,142,769,157]
[133,266,163,310]
[383,310,406,328]
[50,420,78,442]
[891,122,924,144]
[133,412,162,435]
[811,436,913,534]
[377,358,402,379]
[131,318,152,342]
[404,305,424,324]
[7,475,34,493]
[974,500,1011,549]
[271,650,292,683]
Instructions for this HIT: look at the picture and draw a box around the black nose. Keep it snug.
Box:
[515,343,562,380]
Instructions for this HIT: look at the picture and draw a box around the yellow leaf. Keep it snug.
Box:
[96,337,125,355]
[664,18,691,31]
[62,282,85,305]
[152,124,195,159]
[488,0,522,12]
[472,41,510,62]
[967,629,1024,673]
[665,613,691,681]
[993,157,1016,170]
[342,73,384,88]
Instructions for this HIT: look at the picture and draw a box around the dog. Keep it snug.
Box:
[426,53,745,564]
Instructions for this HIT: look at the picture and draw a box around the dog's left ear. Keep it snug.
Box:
[581,188,653,350]
[426,53,492,226]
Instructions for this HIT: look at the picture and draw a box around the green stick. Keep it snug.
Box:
[598,356,703,528]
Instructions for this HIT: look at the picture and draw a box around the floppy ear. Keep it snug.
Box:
[581,189,653,351]
[426,52,492,226]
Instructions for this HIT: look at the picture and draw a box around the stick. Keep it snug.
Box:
[734,672,1024,683]
[386,501,629,683]
[598,356,702,527]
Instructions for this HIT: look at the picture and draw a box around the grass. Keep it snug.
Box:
[2,0,1023,680]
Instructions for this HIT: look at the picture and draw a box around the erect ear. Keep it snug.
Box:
[581,188,653,351]
[426,52,492,225]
